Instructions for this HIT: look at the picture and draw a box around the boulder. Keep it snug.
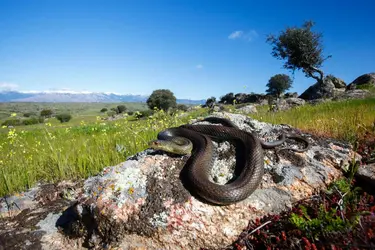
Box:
[355,163,375,195]
[271,98,306,111]
[0,112,360,250]
[347,73,375,90]
[236,104,257,114]
[333,89,370,101]
[326,75,346,88]
[283,92,298,98]
[299,77,335,101]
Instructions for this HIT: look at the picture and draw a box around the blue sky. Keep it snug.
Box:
[0,0,374,100]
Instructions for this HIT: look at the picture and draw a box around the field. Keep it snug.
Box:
[0,98,374,197]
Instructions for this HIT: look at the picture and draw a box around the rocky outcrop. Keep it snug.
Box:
[0,113,361,250]
[333,89,371,101]
[356,163,375,195]
[236,104,257,114]
[326,75,346,88]
[283,92,298,98]
[347,73,375,90]
[299,77,336,101]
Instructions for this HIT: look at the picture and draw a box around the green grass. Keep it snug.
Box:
[0,98,375,197]
[0,107,209,196]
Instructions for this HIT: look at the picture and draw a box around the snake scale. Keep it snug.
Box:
[149,117,310,205]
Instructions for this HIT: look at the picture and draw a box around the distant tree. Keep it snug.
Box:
[110,107,120,114]
[40,109,53,118]
[146,89,177,111]
[127,111,134,116]
[23,112,36,117]
[117,105,127,113]
[219,93,235,104]
[55,113,72,123]
[205,96,216,108]
[100,108,108,113]
[176,104,188,112]
[266,74,293,98]
[23,117,44,125]
[267,21,331,85]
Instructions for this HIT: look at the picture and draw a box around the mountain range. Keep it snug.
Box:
[0,91,205,105]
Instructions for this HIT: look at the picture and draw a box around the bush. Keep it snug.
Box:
[205,96,216,108]
[40,109,53,117]
[110,107,120,114]
[55,113,72,123]
[146,89,177,111]
[100,108,108,113]
[23,116,44,125]
[134,110,154,119]
[117,105,127,113]
[23,112,36,117]
[127,111,134,116]
[176,104,188,111]
[219,93,235,104]
[107,111,116,117]
[1,119,22,126]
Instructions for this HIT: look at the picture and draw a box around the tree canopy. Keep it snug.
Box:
[267,21,330,84]
[266,74,292,98]
[146,89,177,111]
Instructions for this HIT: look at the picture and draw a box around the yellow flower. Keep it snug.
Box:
[11,113,17,117]
[1,125,6,128]
[45,122,52,127]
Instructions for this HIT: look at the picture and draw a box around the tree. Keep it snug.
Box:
[219,92,235,104]
[205,96,216,108]
[40,109,53,118]
[100,108,108,113]
[267,21,330,85]
[266,74,292,98]
[55,113,72,123]
[117,105,127,113]
[146,89,177,111]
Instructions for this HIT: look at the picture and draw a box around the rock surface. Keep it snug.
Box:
[347,72,375,90]
[355,163,375,195]
[236,104,257,114]
[0,112,361,250]
[299,77,336,100]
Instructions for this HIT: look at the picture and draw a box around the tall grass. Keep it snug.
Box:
[0,108,208,196]
[0,98,374,197]
[251,98,375,143]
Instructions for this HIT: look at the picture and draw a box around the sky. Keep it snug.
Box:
[0,0,374,100]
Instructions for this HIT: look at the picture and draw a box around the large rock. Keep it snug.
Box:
[0,113,360,250]
[271,98,306,111]
[347,73,375,90]
[356,163,375,195]
[333,89,370,101]
[326,75,346,88]
[236,104,257,114]
[299,77,336,100]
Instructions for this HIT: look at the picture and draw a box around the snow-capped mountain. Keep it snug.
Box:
[0,90,205,104]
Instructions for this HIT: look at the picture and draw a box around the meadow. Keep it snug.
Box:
[0,98,374,197]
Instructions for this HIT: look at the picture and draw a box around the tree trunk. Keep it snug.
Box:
[307,66,324,85]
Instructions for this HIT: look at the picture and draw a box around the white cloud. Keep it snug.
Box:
[196,64,203,69]
[0,82,19,91]
[228,29,258,41]
[228,31,243,39]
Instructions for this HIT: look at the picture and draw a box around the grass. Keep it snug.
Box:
[0,98,374,197]
[0,107,208,196]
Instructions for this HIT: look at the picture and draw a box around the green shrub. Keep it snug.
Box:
[176,104,188,111]
[100,108,108,113]
[23,112,37,117]
[356,83,375,90]
[146,89,177,111]
[22,117,44,125]
[40,109,53,117]
[134,110,154,119]
[1,119,22,126]
[127,111,134,116]
[55,113,72,123]
[117,105,127,113]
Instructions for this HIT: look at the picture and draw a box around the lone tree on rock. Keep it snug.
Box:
[267,21,330,85]
[266,74,292,98]
[147,89,177,111]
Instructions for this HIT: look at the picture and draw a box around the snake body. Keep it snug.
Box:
[149,117,309,205]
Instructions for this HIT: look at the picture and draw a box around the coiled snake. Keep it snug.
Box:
[149,117,310,205]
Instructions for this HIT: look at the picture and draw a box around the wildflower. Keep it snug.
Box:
[11,113,17,117]
[1,125,6,128]
[45,122,52,127]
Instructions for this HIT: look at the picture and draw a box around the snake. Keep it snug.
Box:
[148,117,310,205]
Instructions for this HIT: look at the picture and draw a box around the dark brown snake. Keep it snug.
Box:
[149,117,310,205]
